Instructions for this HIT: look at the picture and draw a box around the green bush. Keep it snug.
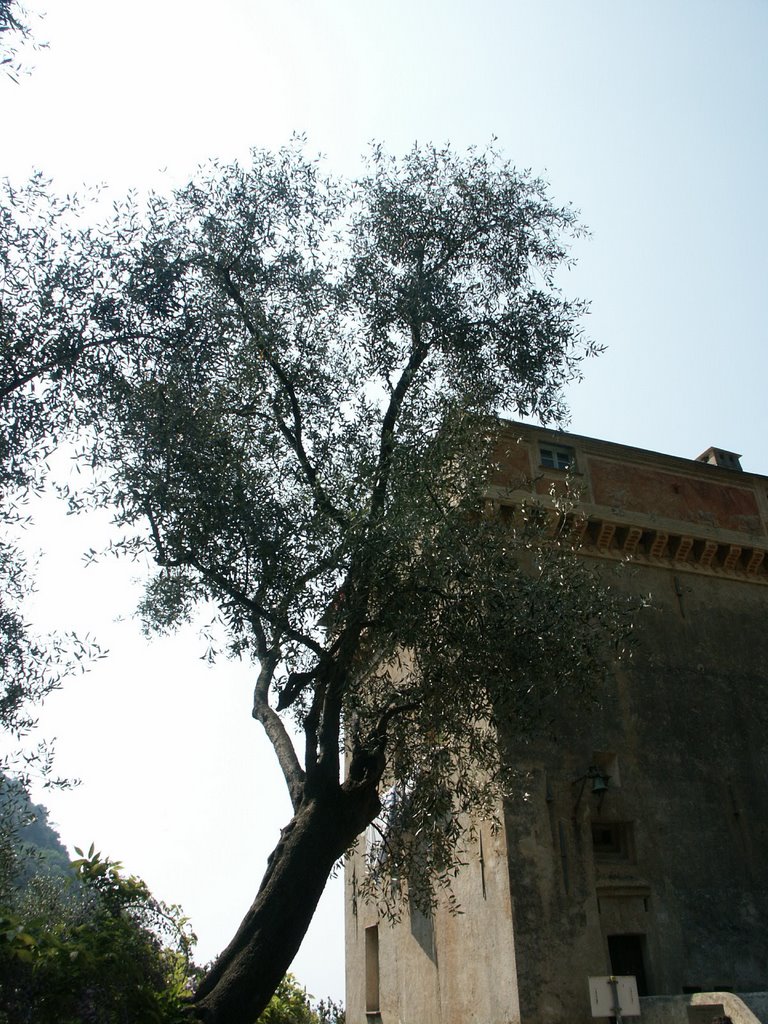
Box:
[0,844,197,1024]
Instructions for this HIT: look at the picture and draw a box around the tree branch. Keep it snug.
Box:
[369,320,430,522]
[215,265,347,528]
[0,333,122,403]
[276,666,319,712]
[251,647,305,812]
[144,505,328,661]
[184,552,326,660]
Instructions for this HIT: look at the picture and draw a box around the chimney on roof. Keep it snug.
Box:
[695,447,743,471]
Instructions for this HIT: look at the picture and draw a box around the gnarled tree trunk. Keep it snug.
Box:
[191,778,377,1024]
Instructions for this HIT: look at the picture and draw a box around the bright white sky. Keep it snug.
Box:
[4,0,767,1003]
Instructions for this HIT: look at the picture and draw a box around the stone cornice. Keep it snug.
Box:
[489,492,768,585]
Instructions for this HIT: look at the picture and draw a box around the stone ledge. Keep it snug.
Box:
[639,992,767,1024]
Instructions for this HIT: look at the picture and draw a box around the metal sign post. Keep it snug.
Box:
[609,977,623,1024]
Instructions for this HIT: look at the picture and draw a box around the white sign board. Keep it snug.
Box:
[588,976,641,1018]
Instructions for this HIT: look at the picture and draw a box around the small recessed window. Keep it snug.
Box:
[540,444,574,471]
[592,821,634,861]
[365,925,380,1014]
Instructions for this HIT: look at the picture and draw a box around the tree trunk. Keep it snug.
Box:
[191,781,376,1024]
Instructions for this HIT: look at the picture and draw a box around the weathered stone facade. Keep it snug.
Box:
[345,423,768,1024]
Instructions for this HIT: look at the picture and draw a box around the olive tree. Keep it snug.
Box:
[72,142,626,1024]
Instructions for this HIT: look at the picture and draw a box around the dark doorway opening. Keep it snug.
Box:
[608,934,648,996]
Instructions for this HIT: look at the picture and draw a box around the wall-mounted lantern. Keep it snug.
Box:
[573,765,611,812]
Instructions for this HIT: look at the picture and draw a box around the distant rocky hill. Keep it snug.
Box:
[0,775,72,894]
